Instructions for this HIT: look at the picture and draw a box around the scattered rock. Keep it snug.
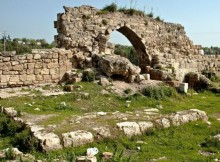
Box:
[213,134,220,141]
[86,147,99,156]
[34,108,40,111]
[102,152,113,160]
[3,107,17,117]
[99,77,110,86]
[77,156,97,162]
[144,108,159,113]
[138,121,154,133]
[33,132,62,151]
[97,112,107,116]
[62,130,94,147]
[155,118,171,128]
[93,127,111,139]
[116,122,141,137]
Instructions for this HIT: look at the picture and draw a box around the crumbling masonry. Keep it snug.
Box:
[0,5,219,87]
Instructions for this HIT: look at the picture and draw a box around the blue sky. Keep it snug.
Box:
[0,0,220,47]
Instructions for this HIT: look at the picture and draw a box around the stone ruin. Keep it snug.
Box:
[0,5,220,88]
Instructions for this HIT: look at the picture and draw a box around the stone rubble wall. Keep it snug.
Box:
[54,5,220,80]
[0,49,74,88]
[159,53,220,81]
[55,5,201,69]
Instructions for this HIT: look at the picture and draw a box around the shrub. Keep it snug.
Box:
[147,12,154,18]
[5,147,15,160]
[12,129,40,152]
[0,113,23,137]
[142,86,177,100]
[155,16,163,22]
[102,3,117,12]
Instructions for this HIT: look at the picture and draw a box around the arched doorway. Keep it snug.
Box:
[104,25,151,72]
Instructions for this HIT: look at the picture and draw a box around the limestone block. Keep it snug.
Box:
[128,75,136,83]
[136,74,145,83]
[116,122,141,137]
[138,121,154,133]
[52,53,59,59]
[26,54,33,60]
[34,54,41,60]
[43,75,51,81]
[142,74,150,80]
[76,156,97,162]
[179,83,188,93]
[51,74,59,80]
[0,75,10,83]
[3,57,10,62]
[27,63,34,69]
[41,69,50,75]
[33,131,62,151]
[35,62,43,69]
[156,118,171,128]
[12,64,23,71]
[3,107,17,117]
[27,75,35,81]
[36,75,43,81]
[19,74,27,82]
[9,75,19,82]
[62,130,94,147]
[11,61,19,66]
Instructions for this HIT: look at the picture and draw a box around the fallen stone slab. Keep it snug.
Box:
[116,122,141,137]
[3,107,17,117]
[76,156,97,162]
[155,118,171,128]
[33,131,62,151]
[62,130,94,148]
[138,121,154,133]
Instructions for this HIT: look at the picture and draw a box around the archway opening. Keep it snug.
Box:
[108,30,138,66]
[107,26,150,72]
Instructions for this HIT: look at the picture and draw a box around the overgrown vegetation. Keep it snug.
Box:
[142,85,177,100]
[98,2,159,19]
[0,82,220,161]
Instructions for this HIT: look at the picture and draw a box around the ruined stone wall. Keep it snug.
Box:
[0,49,73,88]
[54,5,220,80]
[55,5,201,70]
[159,53,220,81]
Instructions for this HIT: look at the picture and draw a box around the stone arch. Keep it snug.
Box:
[103,25,151,71]
[55,5,202,75]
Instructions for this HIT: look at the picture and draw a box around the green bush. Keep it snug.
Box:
[155,16,163,22]
[147,12,154,18]
[0,114,23,137]
[142,86,177,100]
[5,147,15,160]
[12,129,40,152]
[102,3,117,12]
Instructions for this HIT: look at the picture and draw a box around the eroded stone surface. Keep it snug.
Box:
[62,130,94,147]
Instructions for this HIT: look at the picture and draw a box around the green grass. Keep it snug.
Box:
[0,82,220,161]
